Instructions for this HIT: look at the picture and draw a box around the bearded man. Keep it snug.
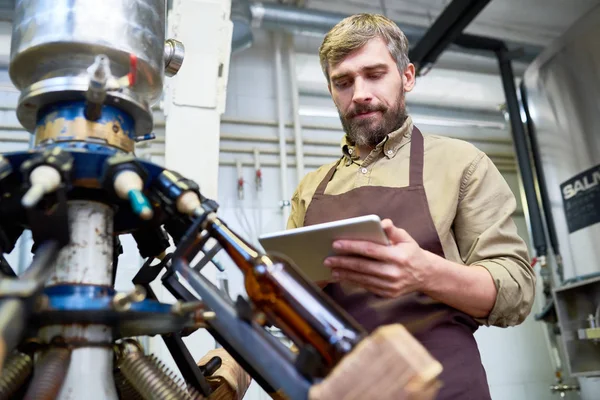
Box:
[287,13,535,400]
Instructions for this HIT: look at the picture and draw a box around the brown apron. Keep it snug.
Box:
[303,127,491,399]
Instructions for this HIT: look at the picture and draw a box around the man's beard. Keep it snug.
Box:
[339,89,407,148]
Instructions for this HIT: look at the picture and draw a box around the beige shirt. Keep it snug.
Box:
[287,116,535,328]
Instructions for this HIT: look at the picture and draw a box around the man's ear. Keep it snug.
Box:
[403,63,416,93]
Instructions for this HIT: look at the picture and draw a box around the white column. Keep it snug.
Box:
[164,0,232,200]
[47,201,114,286]
[43,201,118,400]
[158,0,233,366]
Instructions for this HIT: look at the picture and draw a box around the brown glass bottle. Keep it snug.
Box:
[205,215,366,374]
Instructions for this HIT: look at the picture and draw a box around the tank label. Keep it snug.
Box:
[561,164,600,233]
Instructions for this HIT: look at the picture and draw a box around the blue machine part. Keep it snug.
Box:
[37,101,136,141]
[40,285,199,338]
[2,149,165,189]
[2,148,167,233]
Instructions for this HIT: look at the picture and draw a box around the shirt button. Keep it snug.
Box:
[361,167,368,174]
[348,148,353,154]
[387,150,393,155]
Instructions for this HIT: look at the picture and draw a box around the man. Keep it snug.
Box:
[286,13,535,399]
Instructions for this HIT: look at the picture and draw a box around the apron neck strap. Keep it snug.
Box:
[314,125,425,195]
[314,157,342,196]
[409,126,425,186]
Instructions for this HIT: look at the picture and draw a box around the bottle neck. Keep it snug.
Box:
[207,217,259,274]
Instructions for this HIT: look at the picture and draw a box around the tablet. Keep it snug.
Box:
[258,214,389,282]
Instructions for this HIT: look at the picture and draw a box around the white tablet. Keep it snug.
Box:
[258,214,389,282]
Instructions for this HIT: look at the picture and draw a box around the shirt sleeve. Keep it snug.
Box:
[453,152,536,327]
[287,187,305,229]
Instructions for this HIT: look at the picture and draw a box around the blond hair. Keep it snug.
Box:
[319,13,410,81]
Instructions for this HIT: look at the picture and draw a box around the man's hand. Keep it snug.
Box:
[324,218,498,318]
[324,219,433,298]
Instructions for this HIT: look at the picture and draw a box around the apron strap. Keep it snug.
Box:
[314,157,343,196]
[409,126,425,187]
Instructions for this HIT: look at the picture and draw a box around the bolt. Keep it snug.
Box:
[202,311,216,321]
[171,301,203,316]
[112,285,146,311]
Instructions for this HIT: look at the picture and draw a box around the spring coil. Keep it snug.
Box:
[0,351,33,400]
[23,348,71,400]
[120,353,204,400]
[114,368,144,400]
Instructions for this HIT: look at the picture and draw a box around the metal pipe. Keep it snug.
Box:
[249,2,542,64]
[220,114,509,136]
[38,325,118,400]
[287,35,305,182]
[139,145,516,170]
[40,201,118,400]
[274,33,290,227]
[496,50,547,259]
[519,81,564,283]
[0,122,513,147]
[220,157,517,173]
[217,142,516,162]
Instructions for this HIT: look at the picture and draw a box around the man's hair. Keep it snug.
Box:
[319,13,410,82]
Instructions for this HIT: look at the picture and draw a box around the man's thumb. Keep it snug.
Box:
[382,219,413,244]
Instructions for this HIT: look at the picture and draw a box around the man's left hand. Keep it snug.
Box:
[324,219,433,298]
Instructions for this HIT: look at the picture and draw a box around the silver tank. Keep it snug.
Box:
[9,0,167,135]
[523,4,600,399]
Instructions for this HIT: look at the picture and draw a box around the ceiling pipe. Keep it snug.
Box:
[231,0,254,53]
[238,2,542,63]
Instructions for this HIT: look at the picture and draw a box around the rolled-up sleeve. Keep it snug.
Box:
[287,188,304,229]
[454,152,535,327]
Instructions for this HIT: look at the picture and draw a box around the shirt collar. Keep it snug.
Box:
[341,115,414,161]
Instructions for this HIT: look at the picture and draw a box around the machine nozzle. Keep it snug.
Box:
[21,165,62,208]
[114,170,153,221]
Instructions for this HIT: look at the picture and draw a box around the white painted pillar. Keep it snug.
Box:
[156,0,233,368]
[164,0,232,201]
[42,201,118,400]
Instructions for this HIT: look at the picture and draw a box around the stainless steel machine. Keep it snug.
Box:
[521,3,600,398]
[0,1,406,399]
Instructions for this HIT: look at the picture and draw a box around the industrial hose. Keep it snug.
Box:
[23,347,71,400]
[0,351,33,399]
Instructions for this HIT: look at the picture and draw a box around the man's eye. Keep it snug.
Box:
[369,73,383,79]
[335,80,350,89]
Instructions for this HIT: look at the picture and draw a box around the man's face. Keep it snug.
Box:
[328,37,415,147]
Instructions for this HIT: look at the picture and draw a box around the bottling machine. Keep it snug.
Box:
[0,1,441,399]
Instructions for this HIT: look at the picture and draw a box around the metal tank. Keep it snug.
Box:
[522,3,600,399]
[9,0,177,139]
[3,1,183,398]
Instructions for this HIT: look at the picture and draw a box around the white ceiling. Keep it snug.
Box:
[301,0,600,47]
[287,0,600,114]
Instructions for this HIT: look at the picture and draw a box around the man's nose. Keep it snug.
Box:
[352,78,372,104]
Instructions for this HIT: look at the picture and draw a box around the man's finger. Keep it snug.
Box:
[325,256,391,279]
[363,284,395,298]
[332,239,397,262]
[331,268,396,291]
[383,223,414,244]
